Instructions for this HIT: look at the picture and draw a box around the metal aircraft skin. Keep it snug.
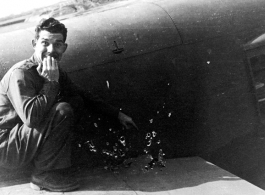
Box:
[1,0,265,187]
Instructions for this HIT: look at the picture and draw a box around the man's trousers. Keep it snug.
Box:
[0,101,74,171]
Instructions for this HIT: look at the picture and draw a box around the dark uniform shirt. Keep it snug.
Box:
[0,54,119,134]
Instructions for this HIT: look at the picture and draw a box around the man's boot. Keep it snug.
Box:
[30,168,79,192]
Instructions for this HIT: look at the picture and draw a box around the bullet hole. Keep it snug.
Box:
[106,80,110,89]
[158,149,166,167]
[148,159,156,169]
[82,111,166,172]
[143,130,166,171]
[143,149,166,171]
[147,141,152,147]
[119,136,125,142]
[113,146,117,151]
[146,133,151,139]
[84,140,97,153]
[95,126,131,171]
[119,136,126,146]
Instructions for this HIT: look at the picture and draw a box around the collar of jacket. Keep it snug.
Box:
[22,54,39,70]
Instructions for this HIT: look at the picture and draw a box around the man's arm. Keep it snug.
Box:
[59,70,120,118]
[59,70,138,129]
[7,68,59,128]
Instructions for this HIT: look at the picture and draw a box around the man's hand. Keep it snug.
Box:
[118,112,138,130]
[37,56,59,82]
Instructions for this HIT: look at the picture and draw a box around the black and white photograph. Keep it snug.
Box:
[0,0,265,194]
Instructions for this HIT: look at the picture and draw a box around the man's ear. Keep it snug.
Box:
[32,39,36,48]
[62,43,68,53]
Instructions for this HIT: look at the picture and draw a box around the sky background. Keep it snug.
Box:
[0,0,63,18]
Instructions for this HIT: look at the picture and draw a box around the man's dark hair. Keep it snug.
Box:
[35,18,67,42]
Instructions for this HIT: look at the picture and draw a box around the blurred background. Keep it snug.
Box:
[0,0,125,27]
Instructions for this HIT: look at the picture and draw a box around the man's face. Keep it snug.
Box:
[32,30,67,64]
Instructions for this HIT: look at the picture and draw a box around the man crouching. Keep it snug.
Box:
[0,18,137,192]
